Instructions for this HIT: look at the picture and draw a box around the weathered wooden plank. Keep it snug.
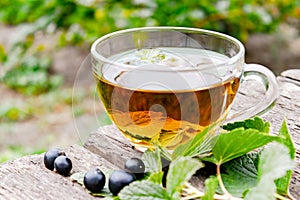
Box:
[84,125,143,169]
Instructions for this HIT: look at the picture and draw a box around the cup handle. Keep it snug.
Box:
[226,64,280,123]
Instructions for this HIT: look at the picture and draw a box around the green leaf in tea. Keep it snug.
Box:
[166,157,204,198]
[221,153,259,197]
[202,176,218,200]
[222,116,270,133]
[118,180,170,200]
[158,130,184,148]
[203,128,277,164]
[124,130,152,142]
[274,120,296,195]
[245,143,295,200]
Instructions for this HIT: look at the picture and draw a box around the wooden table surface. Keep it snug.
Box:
[0,69,299,200]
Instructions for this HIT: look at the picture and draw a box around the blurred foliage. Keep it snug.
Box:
[2,56,62,95]
[0,14,63,95]
[0,144,46,163]
[0,86,85,122]
[0,0,298,41]
[0,103,32,122]
[0,0,299,95]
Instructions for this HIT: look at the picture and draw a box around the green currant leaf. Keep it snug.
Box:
[157,146,172,162]
[258,143,295,183]
[276,120,296,159]
[222,116,270,133]
[147,171,164,185]
[274,120,296,195]
[221,153,259,197]
[166,157,204,198]
[142,148,162,173]
[202,176,218,200]
[203,128,277,164]
[244,178,276,200]
[245,143,295,200]
[118,180,170,200]
[172,123,218,159]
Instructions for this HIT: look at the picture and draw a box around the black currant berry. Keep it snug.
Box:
[43,148,65,170]
[124,157,145,179]
[54,156,72,176]
[84,168,106,193]
[109,170,136,196]
[124,157,145,174]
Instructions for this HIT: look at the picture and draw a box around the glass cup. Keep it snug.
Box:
[91,27,279,150]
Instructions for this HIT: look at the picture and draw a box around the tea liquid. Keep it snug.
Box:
[95,48,240,149]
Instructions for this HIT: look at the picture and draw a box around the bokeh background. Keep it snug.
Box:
[0,0,299,162]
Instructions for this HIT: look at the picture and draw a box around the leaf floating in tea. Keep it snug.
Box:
[113,111,164,138]
[124,131,152,142]
[136,48,166,64]
[112,110,207,149]
[158,130,183,148]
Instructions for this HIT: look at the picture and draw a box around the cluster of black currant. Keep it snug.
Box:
[84,157,145,195]
[43,149,145,196]
[43,148,72,176]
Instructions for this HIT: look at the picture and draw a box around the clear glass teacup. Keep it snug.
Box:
[91,27,279,150]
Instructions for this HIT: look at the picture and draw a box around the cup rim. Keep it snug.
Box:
[91,26,245,72]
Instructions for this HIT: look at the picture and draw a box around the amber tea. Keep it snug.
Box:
[95,48,241,149]
[92,27,279,151]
